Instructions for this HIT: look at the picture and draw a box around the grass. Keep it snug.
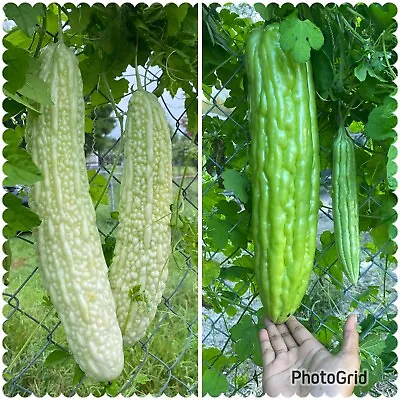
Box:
[3,169,198,396]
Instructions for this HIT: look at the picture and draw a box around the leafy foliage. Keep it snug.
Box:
[202,3,397,396]
[3,3,198,396]
[4,2,198,236]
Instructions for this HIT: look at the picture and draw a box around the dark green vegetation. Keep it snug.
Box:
[3,2,198,396]
[202,3,397,397]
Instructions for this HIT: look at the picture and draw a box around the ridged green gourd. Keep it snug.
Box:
[246,24,320,324]
[332,126,360,285]
[109,88,172,345]
[25,42,124,381]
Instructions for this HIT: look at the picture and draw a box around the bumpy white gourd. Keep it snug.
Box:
[25,42,124,381]
[109,89,172,345]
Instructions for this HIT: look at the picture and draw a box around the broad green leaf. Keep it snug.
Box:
[3,88,41,113]
[102,236,116,267]
[68,4,92,33]
[165,4,189,37]
[280,13,324,63]
[3,193,41,238]
[202,367,229,396]
[3,144,43,186]
[203,260,220,287]
[18,73,53,106]
[3,126,25,146]
[254,3,278,21]
[221,169,250,204]
[365,96,397,140]
[205,215,230,250]
[203,347,235,371]
[3,46,32,93]
[72,364,85,386]
[44,349,72,367]
[230,315,262,366]
[87,170,109,205]
[361,335,387,357]
[4,3,45,36]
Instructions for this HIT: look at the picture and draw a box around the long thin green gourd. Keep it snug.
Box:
[109,86,172,346]
[246,23,320,324]
[332,126,360,285]
[25,42,124,381]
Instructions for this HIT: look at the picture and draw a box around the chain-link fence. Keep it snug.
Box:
[202,6,397,397]
[4,66,198,397]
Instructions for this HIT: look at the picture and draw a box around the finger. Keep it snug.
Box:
[276,323,298,350]
[259,328,275,365]
[340,314,359,356]
[286,316,317,346]
[263,317,288,355]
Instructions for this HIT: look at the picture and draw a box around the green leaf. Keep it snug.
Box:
[3,88,41,113]
[4,3,45,36]
[3,193,41,238]
[3,126,25,146]
[202,367,229,396]
[349,121,364,133]
[311,50,333,96]
[44,349,72,367]
[87,170,108,205]
[203,260,220,287]
[72,363,85,386]
[203,347,235,371]
[205,215,230,250]
[360,335,387,357]
[279,13,324,63]
[3,45,32,93]
[102,236,116,267]
[354,62,368,82]
[230,315,262,366]
[18,73,53,106]
[165,4,189,37]
[387,144,397,190]
[3,144,43,186]
[221,169,250,204]
[365,96,396,140]
[68,4,92,33]
[254,3,278,21]
[106,380,120,396]
[350,287,379,309]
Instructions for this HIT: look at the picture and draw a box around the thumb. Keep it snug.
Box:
[340,314,359,356]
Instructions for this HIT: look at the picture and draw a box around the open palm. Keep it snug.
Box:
[259,314,360,397]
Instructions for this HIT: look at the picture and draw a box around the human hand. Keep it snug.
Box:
[259,314,360,397]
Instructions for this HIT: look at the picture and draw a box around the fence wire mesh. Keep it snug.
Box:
[4,66,198,397]
[202,6,397,398]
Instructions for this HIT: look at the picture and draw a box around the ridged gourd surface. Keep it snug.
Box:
[109,89,172,345]
[25,42,124,381]
[332,126,360,285]
[246,24,320,323]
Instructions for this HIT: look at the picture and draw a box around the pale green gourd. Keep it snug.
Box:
[332,126,360,285]
[246,24,320,324]
[25,42,124,381]
[109,88,172,346]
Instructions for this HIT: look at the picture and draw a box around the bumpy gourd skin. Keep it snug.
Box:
[25,43,124,381]
[246,24,320,324]
[109,89,172,345]
[332,126,360,285]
